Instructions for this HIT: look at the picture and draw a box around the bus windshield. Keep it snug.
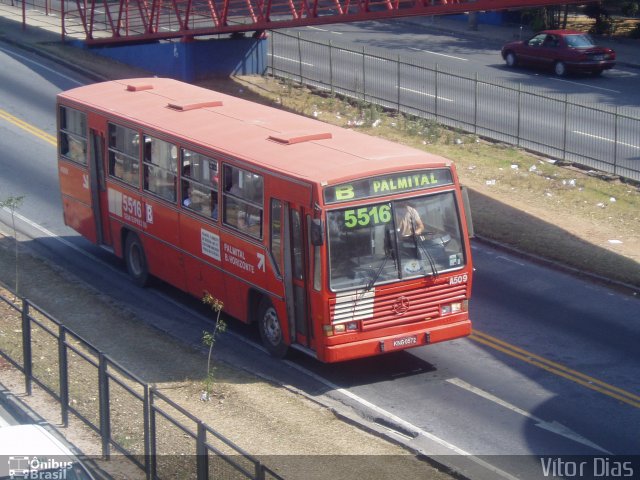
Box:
[328,191,465,291]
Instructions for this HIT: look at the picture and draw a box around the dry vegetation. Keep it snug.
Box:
[565,14,640,36]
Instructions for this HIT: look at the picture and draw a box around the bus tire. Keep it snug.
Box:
[257,298,288,358]
[124,232,149,287]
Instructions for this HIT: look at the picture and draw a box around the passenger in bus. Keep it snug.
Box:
[67,136,86,163]
[396,202,425,237]
[182,182,203,212]
[112,153,125,179]
[183,186,191,207]
[211,198,218,220]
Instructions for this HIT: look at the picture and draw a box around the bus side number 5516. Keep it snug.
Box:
[123,194,142,218]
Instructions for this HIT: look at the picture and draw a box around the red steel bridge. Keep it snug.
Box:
[57,0,590,45]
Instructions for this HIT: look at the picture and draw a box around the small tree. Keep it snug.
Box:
[201,292,226,401]
[0,195,25,297]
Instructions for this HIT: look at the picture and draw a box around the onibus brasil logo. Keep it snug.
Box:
[7,456,73,479]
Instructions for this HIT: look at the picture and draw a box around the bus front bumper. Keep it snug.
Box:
[322,319,471,363]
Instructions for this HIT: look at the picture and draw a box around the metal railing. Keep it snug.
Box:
[269,31,640,183]
[0,286,283,480]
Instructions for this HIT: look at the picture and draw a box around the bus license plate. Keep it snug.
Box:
[387,334,419,351]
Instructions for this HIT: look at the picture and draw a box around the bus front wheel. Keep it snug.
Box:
[124,233,149,287]
[258,298,288,358]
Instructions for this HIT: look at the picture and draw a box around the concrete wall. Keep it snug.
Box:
[447,12,505,26]
[75,36,267,82]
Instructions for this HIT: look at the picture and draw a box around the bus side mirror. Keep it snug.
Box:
[461,186,475,238]
[310,218,324,246]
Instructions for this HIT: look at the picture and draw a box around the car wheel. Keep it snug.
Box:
[505,52,517,68]
[124,232,149,287]
[554,61,567,77]
[258,297,288,358]
[591,69,603,77]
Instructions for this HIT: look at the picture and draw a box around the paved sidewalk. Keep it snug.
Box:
[0,6,151,81]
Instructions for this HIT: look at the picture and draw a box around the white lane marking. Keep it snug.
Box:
[398,86,454,102]
[335,50,388,63]
[496,256,525,266]
[447,378,612,454]
[306,26,342,34]
[573,130,640,150]
[408,47,468,61]
[0,46,83,85]
[548,77,620,93]
[0,209,125,277]
[268,54,314,67]
[284,362,520,480]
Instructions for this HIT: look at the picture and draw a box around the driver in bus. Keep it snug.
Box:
[396,202,425,237]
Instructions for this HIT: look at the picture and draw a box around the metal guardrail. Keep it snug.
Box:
[269,31,640,183]
[0,287,283,480]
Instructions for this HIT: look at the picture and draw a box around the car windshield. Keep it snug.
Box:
[327,191,466,291]
[564,34,595,48]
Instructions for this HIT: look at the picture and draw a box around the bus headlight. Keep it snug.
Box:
[441,301,465,315]
[326,321,359,336]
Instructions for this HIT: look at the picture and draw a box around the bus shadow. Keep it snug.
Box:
[290,348,437,388]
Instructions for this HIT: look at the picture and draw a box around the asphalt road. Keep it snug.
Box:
[270,26,640,180]
[1,39,639,480]
[284,20,640,109]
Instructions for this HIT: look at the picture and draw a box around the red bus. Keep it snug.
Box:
[57,78,474,363]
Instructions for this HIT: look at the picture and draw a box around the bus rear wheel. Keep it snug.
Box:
[258,298,288,358]
[124,232,149,287]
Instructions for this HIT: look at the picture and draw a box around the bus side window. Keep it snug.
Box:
[59,106,87,165]
[222,165,264,239]
[143,136,177,202]
[181,149,218,221]
[108,123,140,188]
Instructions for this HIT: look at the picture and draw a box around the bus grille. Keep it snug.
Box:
[330,283,467,331]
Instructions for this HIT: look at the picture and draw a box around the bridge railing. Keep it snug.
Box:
[2,0,591,44]
[269,31,640,183]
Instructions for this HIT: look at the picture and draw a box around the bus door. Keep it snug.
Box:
[283,205,313,349]
[88,129,112,247]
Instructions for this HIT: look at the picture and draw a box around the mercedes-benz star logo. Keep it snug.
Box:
[392,296,410,315]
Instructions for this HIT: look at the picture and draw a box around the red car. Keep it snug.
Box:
[501,30,616,76]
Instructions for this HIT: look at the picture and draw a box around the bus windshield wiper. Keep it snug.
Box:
[365,246,392,292]
[416,238,439,278]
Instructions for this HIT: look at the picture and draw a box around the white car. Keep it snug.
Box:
[0,424,95,479]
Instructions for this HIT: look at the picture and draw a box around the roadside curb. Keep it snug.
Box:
[474,235,640,297]
[0,379,42,425]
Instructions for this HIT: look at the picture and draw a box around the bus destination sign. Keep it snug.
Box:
[324,169,453,204]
